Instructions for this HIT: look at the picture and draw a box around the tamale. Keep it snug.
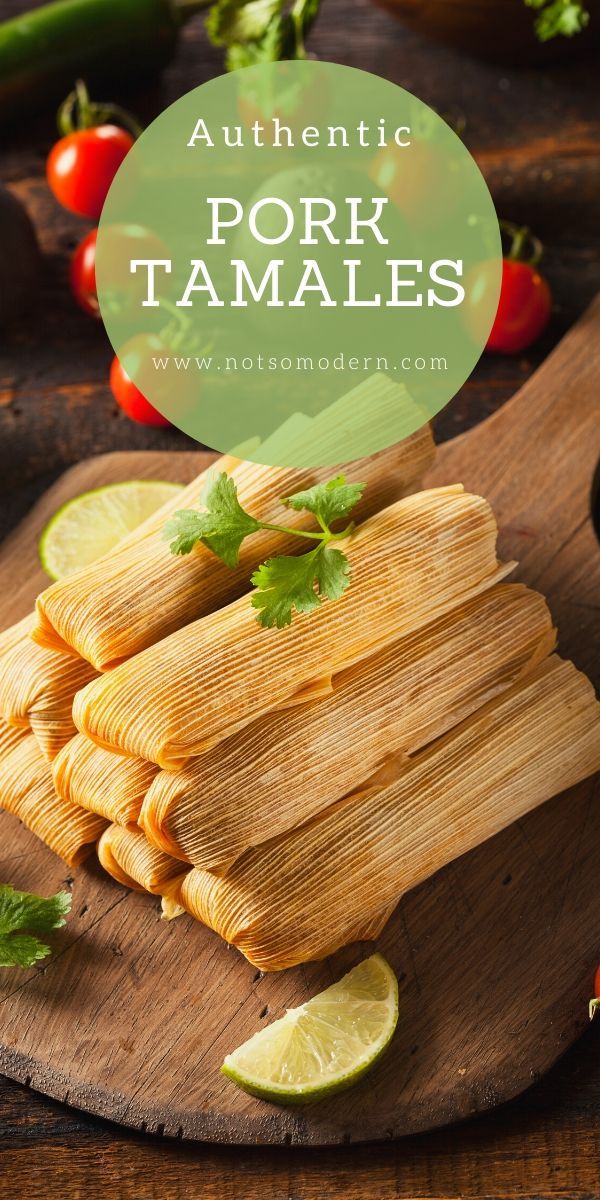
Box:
[0,735,107,865]
[140,584,555,870]
[97,824,189,918]
[53,734,158,826]
[0,623,97,760]
[96,824,396,934]
[179,656,600,970]
[74,487,513,768]
[254,372,429,468]
[33,427,435,670]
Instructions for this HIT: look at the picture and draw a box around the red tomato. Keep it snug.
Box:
[595,965,600,998]
[47,125,134,220]
[487,259,551,354]
[70,225,166,320]
[369,139,461,230]
[110,336,172,428]
[464,257,551,355]
[70,229,99,317]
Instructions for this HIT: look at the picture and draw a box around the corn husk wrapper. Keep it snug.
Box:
[97,824,189,919]
[74,487,513,769]
[53,734,158,826]
[0,734,107,866]
[140,584,555,870]
[0,614,34,657]
[180,656,600,970]
[0,715,28,760]
[33,423,435,670]
[256,374,429,468]
[0,623,97,761]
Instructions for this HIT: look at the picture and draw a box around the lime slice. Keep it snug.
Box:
[222,953,398,1104]
[39,480,184,580]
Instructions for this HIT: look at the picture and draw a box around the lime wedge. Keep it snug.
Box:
[222,953,398,1104]
[39,480,184,580]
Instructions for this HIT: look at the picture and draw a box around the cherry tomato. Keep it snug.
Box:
[591,965,600,1020]
[70,225,166,320]
[70,229,99,317]
[110,335,172,428]
[47,125,134,220]
[487,259,551,354]
[464,257,551,355]
[369,139,461,230]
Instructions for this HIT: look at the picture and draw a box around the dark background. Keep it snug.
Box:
[0,0,599,1195]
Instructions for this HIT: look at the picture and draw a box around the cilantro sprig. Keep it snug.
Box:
[0,885,71,969]
[163,472,364,629]
[207,0,320,71]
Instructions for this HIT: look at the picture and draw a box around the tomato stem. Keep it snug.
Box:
[157,298,216,358]
[590,997,600,1020]
[57,79,143,140]
[500,219,544,268]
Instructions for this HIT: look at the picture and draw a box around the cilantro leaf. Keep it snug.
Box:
[206,0,281,47]
[0,885,71,969]
[164,472,261,568]
[524,0,589,39]
[282,474,365,528]
[313,545,353,601]
[250,543,351,628]
[163,510,211,557]
[0,934,52,969]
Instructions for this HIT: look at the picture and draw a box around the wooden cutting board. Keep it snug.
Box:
[0,299,598,1146]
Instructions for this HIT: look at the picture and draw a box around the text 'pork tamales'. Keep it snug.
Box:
[34,428,435,670]
[139,584,555,871]
[0,617,97,760]
[73,486,513,768]
[0,734,107,866]
[97,824,189,919]
[180,656,600,970]
[53,734,158,826]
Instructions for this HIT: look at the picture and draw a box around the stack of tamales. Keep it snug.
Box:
[1,421,598,969]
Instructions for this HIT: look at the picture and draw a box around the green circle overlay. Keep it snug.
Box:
[97,61,501,468]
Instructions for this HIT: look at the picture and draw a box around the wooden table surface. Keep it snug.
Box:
[0,0,599,1195]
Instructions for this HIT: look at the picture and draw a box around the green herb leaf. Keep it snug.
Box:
[163,510,211,557]
[0,885,71,969]
[206,0,281,47]
[524,0,589,39]
[164,472,262,568]
[283,474,364,528]
[206,0,321,70]
[250,543,351,628]
[164,470,362,628]
[313,545,353,601]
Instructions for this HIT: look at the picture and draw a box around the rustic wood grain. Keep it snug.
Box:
[0,1019,599,1200]
[0,299,597,1149]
